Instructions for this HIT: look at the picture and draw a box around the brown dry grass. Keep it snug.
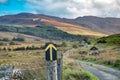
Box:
[0,32,43,42]
[40,19,107,37]
[69,47,120,70]
[0,50,45,68]
[0,41,45,50]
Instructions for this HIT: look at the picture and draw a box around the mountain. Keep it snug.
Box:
[1,13,119,37]
[72,16,120,35]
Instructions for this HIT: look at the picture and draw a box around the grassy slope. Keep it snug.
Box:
[0,25,86,40]
[40,19,107,37]
[72,34,120,70]
[0,32,43,42]
[96,34,120,45]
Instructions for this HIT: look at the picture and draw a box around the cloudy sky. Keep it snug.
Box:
[0,0,120,18]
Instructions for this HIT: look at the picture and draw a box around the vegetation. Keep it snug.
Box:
[76,56,120,70]
[12,37,25,42]
[95,34,120,46]
[9,41,17,45]
[63,61,99,80]
[61,42,67,47]
[0,43,99,80]
[0,25,86,40]
[0,38,10,41]
[68,34,120,70]
[72,44,78,48]
[64,70,99,80]
[70,44,120,70]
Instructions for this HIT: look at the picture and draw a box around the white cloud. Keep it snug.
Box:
[26,0,120,18]
[0,0,7,3]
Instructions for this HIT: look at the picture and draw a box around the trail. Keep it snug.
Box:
[63,49,120,80]
[77,61,120,80]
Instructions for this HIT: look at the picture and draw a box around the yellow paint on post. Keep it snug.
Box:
[45,44,57,51]
[50,45,52,60]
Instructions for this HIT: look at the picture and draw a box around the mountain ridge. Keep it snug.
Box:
[0,13,119,37]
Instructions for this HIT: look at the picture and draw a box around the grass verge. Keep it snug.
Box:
[76,57,120,70]
[63,60,99,80]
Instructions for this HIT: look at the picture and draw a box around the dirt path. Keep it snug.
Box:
[62,49,120,80]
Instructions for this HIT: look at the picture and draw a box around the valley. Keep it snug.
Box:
[0,13,120,80]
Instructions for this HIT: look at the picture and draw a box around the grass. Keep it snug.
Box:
[63,60,99,80]
[71,34,120,70]
[42,18,106,37]
[0,42,100,80]
[75,51,120,70]
[0,25,86,40]
[0,49,46,80]
[64,70,99,80]
[0,32,42,42]
[95,34,120,46]
[67,41,120,70]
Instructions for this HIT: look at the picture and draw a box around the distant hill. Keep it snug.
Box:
[0,13,107,37]
[71,16,120,35]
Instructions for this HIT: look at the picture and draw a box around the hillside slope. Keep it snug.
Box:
[39,19,106,37]
[0,32,43,42]
[72,16,120,35]
[0,13,107,37]
[0,25,86,40]
[96,34,120,45]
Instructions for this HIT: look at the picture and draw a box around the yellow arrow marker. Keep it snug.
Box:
[50,45,52,60]
[45,44,57,60]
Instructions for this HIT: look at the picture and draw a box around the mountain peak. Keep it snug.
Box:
[14,12,37,18]
[75,16,103,20]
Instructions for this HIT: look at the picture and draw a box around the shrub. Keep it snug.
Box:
[2,47,7,51]
[0,42,5,46]
[97,40,107,44]
[12,37,25,42]
[14,47,26,51]
[9,41,16,45]
[72,44,78,48]
[2,38,10,41]
[61,42,67,47]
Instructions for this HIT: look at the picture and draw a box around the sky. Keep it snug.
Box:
[0,0,120,18]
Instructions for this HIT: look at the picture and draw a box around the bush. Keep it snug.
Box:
[13,46,40,51]
[0,42,6,46]
[2,47,7,51]
[2,38,10,41]
[26,46,40,50]
[72,44,78,48]
[9,41,16,45]
[12,37,25,42]
[97,40,107,44]
[61,42,67,47]
[14,47,26,51]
